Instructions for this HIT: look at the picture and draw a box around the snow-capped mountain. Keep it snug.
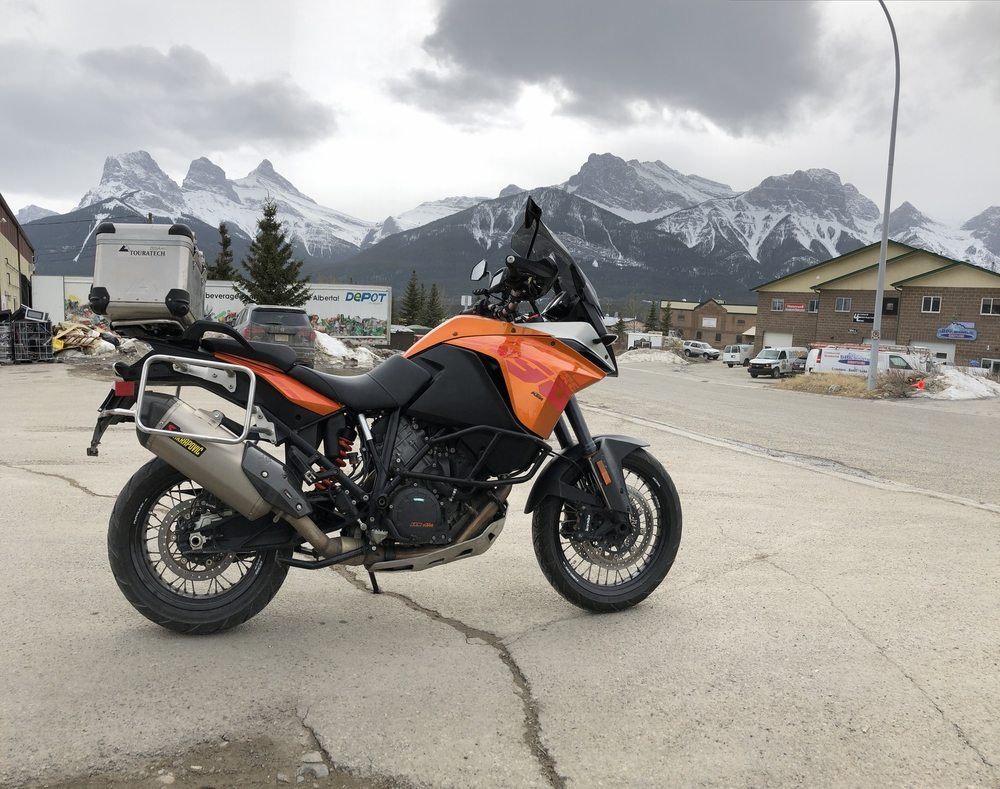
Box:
[21,149,999,295]
[887,202,1000,270]
[66,151,373,272]
[337,187,762,301]
[561,153,736,222]
[362,195,488,247]
[654,169,881,277]
[15,205,58,224]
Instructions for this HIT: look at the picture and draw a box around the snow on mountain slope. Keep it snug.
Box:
[77,151,372,253]
[656,169,878,266]
[888,202,1000,271]
[15,205,58,224]
[560,153,736,222]
[362,195,487,247]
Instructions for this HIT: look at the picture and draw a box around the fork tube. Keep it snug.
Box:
[563,396,597,455]
[554,415,574,450]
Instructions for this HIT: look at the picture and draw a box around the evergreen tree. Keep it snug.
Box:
[424,283,446,326]
[399,270,424,325]
[417,283,428,324]
[233,201,309,306]
[206,221,237,280]
[660,299,672,335]
[645,302,659,332]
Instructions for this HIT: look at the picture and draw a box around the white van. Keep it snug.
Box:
[805,346,926,376]
[722,344,754,367]
[748,347,808,378]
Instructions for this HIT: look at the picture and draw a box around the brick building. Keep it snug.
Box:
[660,299,757,348]
[0,192,35,312]
[753,241,1000,368]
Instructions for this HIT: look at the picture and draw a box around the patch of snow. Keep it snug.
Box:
[922,366,1000,400]
[617,348,688,365]
[314,332,379,368]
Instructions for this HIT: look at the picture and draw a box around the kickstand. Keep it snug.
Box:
[368,571,381,594]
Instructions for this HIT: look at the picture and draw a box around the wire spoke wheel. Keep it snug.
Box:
[533,448,681,612]
[142,480,259,601]
[108,458,289,634]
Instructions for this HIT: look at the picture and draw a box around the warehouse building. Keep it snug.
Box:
[0,192,35,312]
[752,241,1000,368]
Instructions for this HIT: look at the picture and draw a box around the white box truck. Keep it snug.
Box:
[88,222,205,335]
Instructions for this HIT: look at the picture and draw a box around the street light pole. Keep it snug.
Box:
[868,0,901,390]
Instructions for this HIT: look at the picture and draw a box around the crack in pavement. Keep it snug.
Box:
[582,405,1000,516]
[335,568,567,788]
[0,461,117,499]
[764,557,997,775]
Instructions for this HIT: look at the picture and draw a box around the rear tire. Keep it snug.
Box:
[727,363,734,368]
[532,449,681,613]
[108,458,289,634]
[771,368,780,378]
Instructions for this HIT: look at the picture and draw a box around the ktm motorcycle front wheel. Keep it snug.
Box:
[532,448,681,612]
[107,458,289,634]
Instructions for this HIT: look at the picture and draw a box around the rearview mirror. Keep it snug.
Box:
[470,259,487,281]
[489,269,505,290]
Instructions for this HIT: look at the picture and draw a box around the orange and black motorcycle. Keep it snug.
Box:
[89,198,682,633]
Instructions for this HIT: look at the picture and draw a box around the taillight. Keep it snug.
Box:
[816,349,822,362]
[114,380,136,397]
[299,328,316,342]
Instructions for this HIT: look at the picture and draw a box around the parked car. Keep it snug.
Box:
[682,340,720,360]
[748,346,807,378]
[232,304,316,366]
[722,344,754,367]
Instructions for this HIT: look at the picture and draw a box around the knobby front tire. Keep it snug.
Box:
[108,458,289,634]
[532,448,682,613]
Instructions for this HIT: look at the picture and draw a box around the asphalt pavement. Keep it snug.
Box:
[1,360,998,788]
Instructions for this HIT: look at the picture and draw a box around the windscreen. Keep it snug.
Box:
[511,204,607,333]
[758,349,780,360]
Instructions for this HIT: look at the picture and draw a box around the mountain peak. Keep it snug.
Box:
[242,159,308,201]
[77,150,183,214]
[888,201,931,233]
[16,205,58,224]
[499,184,526,198]
[182,157,240,202]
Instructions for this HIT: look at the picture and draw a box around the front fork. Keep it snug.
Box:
[555,396,632,520]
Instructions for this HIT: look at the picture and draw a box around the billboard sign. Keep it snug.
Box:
[936,321,976,341]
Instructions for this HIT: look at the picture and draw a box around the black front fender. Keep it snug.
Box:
[523,435,649,514]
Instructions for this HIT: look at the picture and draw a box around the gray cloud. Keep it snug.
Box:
[392,0,827,133]
[0,43,335,195]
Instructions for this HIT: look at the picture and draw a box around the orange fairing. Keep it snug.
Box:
[213,353,342,416]
[407,316,603,437]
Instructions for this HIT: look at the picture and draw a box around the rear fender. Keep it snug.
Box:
[523,435,648,513]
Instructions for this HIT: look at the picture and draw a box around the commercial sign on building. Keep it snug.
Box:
[852,312,875,323]
[936,321,977,341]
[785,302,806,312]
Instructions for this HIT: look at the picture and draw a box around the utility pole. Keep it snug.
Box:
[868,0,900,390]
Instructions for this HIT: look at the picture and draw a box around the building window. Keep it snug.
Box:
[771,299,784,312]
[835,297,851,312]
[715,333,722,342]
[695,330,702,340]
[807,299,819,313]
[882,298,899,315]
[982,358,1000,373]
[922,295,941,313]
[982,298,1000,315]
[736,318,745,325]
[677,314,685,321]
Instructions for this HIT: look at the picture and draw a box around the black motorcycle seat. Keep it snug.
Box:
[289,353,432,411]
[201,337,299,372]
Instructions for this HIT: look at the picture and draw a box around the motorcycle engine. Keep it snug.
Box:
[373,418,481,545]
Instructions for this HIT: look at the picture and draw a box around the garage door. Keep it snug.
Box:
[763,331,793,348]
[912,340,955,364]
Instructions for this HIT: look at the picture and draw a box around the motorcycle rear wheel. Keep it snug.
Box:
[532,448,681,612]
[107,458,289,634]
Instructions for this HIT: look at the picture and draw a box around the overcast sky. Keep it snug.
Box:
[1,0,997,226]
